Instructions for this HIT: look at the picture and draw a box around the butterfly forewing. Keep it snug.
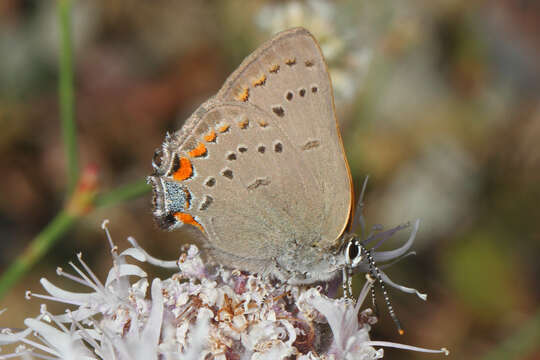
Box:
[216,27,353,248]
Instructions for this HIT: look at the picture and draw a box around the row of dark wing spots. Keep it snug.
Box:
[224,143,279,162]
[205,143,282,204]
[206,116,256,184]
[202,177,216,211]
[226,144,272,160]
[200,110,284,199]
[274,84,320,118]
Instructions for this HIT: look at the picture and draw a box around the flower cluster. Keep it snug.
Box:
[0,221,448,359]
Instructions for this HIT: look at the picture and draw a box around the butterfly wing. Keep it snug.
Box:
[216,27,353,249]
[149,28,352,274]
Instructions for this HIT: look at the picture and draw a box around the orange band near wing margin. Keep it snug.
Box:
[174,212,204,232]
[237,117,249,129]
[188,142,207,157]
[252,74,266,87]
[173,157,193,181]
[235,87,249,102]
[269,64,280,73]
[204,130,217,142]
[218,124,230,133]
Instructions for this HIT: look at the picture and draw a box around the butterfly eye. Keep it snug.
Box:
[346,240,361,266]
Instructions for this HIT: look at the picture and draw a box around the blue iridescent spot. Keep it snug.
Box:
[164,180,189,213]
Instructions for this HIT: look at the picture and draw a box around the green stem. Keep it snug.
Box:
[0,211,77,298]
[58,0,79,195]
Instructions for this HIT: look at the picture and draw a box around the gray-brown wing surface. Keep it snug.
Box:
[149,28,352,273]
[215,27,352,249]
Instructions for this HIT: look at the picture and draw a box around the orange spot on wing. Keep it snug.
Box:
[269,64,280,73]
[285,58,296,65]
[188,142,207,157]
[174,212,203,232]
[237,117,249,129]
[252,74,266,87]
[218,124,230,133]
[204,130,217,142]
[235,87,249,102]
[173,157,193,181]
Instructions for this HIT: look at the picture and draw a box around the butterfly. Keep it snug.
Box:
[149,27,372,286]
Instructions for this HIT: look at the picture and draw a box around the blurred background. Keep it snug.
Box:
[0,0,539,359]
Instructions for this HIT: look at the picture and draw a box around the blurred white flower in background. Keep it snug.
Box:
[373,141,479,245]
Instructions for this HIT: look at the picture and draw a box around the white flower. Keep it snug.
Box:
[0,221,448,359]
[298,287,382,360]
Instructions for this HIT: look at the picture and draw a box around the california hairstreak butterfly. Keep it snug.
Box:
[149,27,376,286]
